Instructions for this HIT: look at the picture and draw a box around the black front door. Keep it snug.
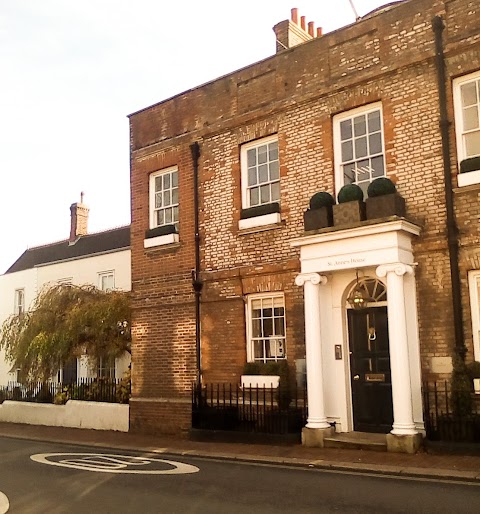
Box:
[348,306,393,433]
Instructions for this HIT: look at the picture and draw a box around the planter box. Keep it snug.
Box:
[332,201,366,226]
[241,375,280,389]
[366,193,406,220]
[474,378,480,395]
[303,206,333,231]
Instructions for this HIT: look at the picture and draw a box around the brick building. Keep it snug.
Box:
[128,0,480,450]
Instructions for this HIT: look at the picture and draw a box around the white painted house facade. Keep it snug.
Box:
[0,199,131,385]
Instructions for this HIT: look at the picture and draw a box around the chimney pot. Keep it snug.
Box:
[300,16,306,31]
[291,8,298,24]
[308,21,315,37]
[317,27,323,37]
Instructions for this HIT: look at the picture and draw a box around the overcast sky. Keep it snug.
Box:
[1,0,393,274]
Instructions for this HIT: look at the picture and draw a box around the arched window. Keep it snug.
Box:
[347,277,387,309]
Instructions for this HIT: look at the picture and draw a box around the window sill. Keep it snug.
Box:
[143,233,179,249]
[458,169,480,187]
[238,212,281,231]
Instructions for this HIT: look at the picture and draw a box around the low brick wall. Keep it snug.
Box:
[0,400,129,432]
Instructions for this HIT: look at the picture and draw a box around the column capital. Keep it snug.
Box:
[376,263,413,278]
[295,272,328,287]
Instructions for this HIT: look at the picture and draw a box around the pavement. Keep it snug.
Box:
[1,422,480,483]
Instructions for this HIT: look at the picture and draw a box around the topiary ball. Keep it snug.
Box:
[367,177,397,198]
[337,183,364,204]
[309,191,335,210]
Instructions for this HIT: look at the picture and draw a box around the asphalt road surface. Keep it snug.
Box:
[0,436,479,513]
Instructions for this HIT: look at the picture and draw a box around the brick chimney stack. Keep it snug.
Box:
[69,192,89,244]
[273,8,322,53]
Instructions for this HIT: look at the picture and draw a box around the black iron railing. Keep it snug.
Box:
[423,380,480,442]
[0,377,128,405]
[192,382,307,435]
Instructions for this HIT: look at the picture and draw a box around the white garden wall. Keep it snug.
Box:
[0,400,129,432]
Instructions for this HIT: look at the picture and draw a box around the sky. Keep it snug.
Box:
[0,0,394,274]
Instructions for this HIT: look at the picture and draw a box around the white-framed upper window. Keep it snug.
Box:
[97,356,116,379]
[149,167,179,230]
[246,293,286,363]
[14,289,25,316]
[454,70,480,163]
[99,271,115,291]
[334,102,386,198]
[468,270,480,360]
[241,136,280,209]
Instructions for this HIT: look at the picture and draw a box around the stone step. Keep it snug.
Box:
[324,432,387,452]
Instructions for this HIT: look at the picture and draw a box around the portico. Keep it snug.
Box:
[291,219,424,453]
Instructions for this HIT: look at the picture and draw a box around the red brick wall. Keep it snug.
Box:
[129,0,480,433]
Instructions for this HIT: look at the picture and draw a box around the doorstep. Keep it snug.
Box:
[324,432,387,452]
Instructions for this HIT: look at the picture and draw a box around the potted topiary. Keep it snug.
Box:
[365,177,406,220]
[303,191,335,231]
[333,183,366,226]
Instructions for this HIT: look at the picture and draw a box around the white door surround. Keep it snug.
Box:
[291,219,424,436]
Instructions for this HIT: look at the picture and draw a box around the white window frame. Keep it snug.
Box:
[149,166,179,230]
[98,356,116,379]
[468,270,480,360]
[99,271,115,291]
[239,136,281,230]
[333,102,386,199]
[14,288,25,316]
[246,293,286,363]
[453,70,480,186]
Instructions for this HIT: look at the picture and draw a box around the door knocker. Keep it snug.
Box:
[368,327,376,341]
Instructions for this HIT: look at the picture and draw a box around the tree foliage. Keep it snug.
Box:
[0,284,131,381]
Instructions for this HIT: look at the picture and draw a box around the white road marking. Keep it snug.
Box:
[30,453,199,475]
[0,491,9,514]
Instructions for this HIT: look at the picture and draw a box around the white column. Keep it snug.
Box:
[376,263,417,435]
[295,272,330,429]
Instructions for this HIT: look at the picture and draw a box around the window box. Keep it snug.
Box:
[144,232,179,248]
[366,193,406,220]
[240,202,280,220]
[239,202,281,230]
[460,156,480,174]
[241,375,280,389]
[458,157,480,187]
[145,224,177,239]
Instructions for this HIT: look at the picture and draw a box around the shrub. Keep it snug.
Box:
[451,354,473,417]
[337,183,364,203]
[54,391,68,405]
[116,368,131,404]
[467,361,480,380]
[243,362,262,375]
[35,383,54,404]
[367,177,397,197]
[309,192,335,210]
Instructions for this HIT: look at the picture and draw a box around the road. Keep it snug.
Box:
[0,436,479,513]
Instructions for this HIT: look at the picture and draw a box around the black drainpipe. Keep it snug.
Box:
[190,142,203,385]
[432,16,466,360]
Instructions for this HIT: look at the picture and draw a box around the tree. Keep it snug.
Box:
[0,284,131,381]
